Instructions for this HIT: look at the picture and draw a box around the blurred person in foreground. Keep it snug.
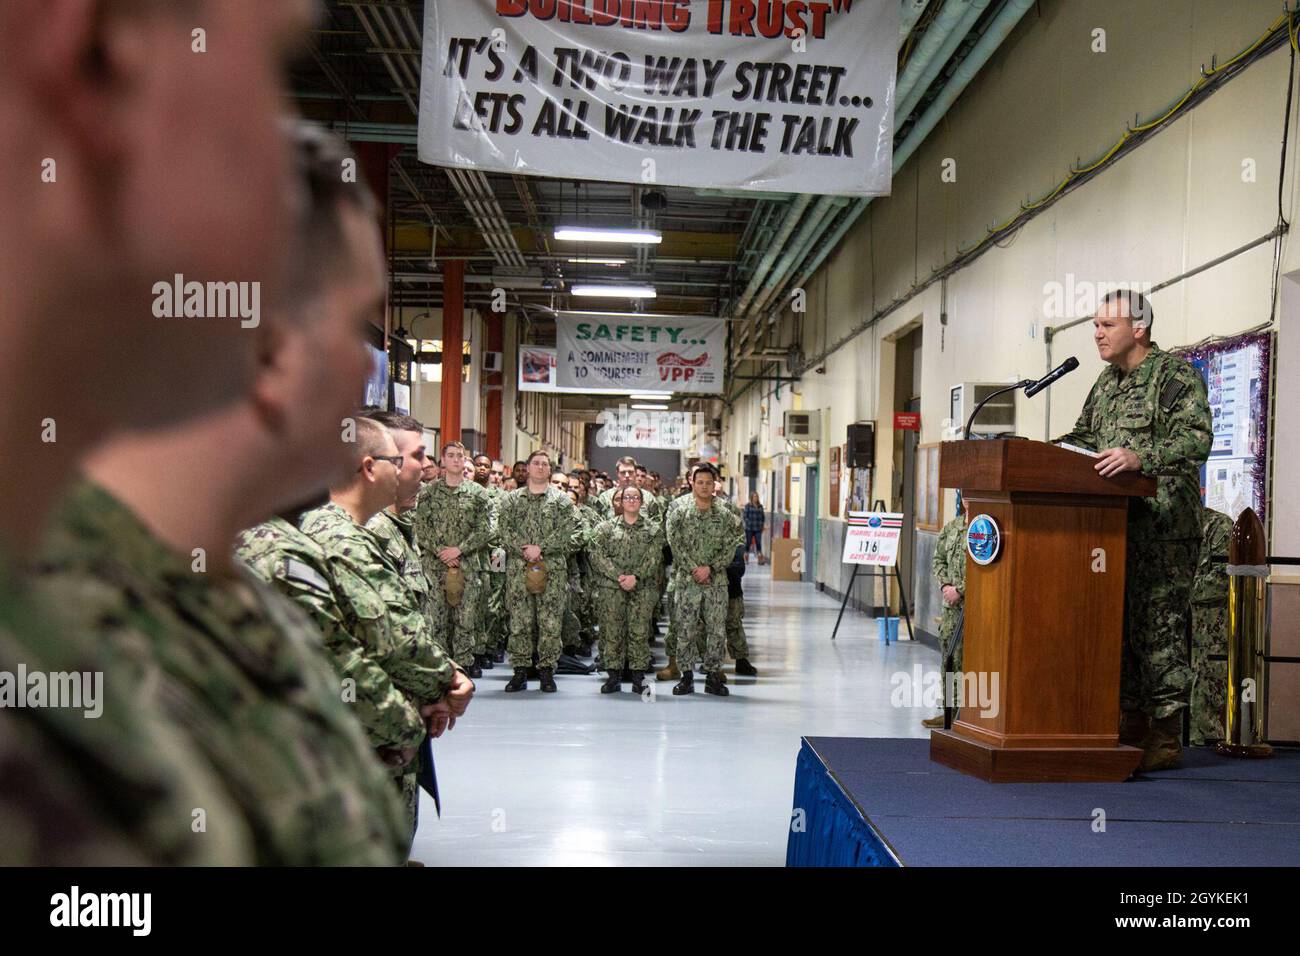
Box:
[36,123,412,865]
[0,0,315,863]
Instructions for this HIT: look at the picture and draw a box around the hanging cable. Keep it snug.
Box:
[1268,6,1296,323]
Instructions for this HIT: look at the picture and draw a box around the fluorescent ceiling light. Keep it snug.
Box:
[631,403,669,411]
[628,391,672,399]
[554,226,662,245]
[572,284,657,299]
[567,257,627,265]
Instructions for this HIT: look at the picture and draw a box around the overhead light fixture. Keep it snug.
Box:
[631,403,669,411]
[554,226,662,245]
[628,391,672,400]
[572,284,657,299]
[567,257,627,266]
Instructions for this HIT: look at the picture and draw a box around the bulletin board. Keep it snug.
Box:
[1175,331,1271,523]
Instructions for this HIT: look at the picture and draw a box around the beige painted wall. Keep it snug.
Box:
[726,0,1298,567]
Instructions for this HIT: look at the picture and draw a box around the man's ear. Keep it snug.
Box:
[250,322,295,432]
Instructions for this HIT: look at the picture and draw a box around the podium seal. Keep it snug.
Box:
[966,514,1002,565]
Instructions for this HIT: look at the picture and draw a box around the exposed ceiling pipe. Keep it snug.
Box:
[369,3,529,276]
[466,169,528,268]
[371,5,417,90]
[899,0,933,40]
[731,0,952,337]
[375,1,421,95]
[465,174,514,265]
[349,3,418,115]
[897,0,1038,171]
[445,167,514,267]
[896,0,992,122]
[453,171,508,265]
[747,196,849,318]
[399,3,425,63]
[744,197,843,326]
[733,202,787,348]
[732,194,811,319]
[771,0,1039,361]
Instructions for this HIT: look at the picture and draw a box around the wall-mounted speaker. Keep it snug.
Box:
[847,422,875,468]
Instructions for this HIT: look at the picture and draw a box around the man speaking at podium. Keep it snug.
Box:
[1055,290,1211,771]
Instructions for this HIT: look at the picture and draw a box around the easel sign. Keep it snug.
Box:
[833,509,913,644]
[842,511,904,566]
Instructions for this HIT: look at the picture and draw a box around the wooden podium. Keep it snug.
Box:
[929,439,1156,782]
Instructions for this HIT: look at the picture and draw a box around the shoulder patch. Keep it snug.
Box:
[1159,378,1187,411]
[283,558,331,593]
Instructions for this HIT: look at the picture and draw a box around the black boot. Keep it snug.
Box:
[734,658,757,677]
[465,661,483,679]
[600,671,622,694]
[538,667,558,693]
[503,668,528,693]
[704,670,730,697]
[672,669,695,696]
[493,650,505,664]
[630,673,646,695]
[477,653,495,672]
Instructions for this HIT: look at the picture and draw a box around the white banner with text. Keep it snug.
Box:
[556,311,724,392]
[419,0,898,196]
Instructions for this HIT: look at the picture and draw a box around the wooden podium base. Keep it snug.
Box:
[930,730,1143,783]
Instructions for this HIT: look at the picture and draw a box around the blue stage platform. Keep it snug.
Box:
[786,736,1300,867]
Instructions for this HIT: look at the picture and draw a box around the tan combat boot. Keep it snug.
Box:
[1138,714,1183,771]
[1119,709,1149,747]
[921,715,945,729]
[656,656,680,681]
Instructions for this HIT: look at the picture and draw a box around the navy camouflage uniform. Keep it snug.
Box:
[1057,344,1212,720]
[666,497,743,674]
[498,485,579,671]
[300,501,458,842]
[588,513,663,673]
[1190,508,1232,744]
[412,479,492,669]
[37,482,409,865]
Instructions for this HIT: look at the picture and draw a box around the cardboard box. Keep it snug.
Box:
[770,537,804,581]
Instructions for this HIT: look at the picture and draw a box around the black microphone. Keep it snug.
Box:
[1023,356,1079,398]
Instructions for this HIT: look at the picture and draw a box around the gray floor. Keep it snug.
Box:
[412,562,939,866]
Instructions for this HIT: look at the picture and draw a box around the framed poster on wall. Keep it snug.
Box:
[1175,331,1271,523]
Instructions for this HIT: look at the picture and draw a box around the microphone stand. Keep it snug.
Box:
[963,380,1033,440]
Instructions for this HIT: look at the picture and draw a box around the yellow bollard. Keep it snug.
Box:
[1214,508,1273,759]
